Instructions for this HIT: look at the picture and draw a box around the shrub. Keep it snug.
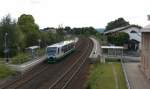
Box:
[11,53,30,64]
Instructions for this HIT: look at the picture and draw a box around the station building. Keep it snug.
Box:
[104,25,142,51]
[141,24,150,79]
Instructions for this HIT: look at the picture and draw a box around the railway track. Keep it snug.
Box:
[1,38,93,89]
[45,38,93,89]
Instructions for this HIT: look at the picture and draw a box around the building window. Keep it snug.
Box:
[130,30,137,33]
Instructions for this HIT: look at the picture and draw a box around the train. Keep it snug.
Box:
[46,40,76,63]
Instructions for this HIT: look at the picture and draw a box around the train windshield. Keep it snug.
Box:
[47,47,57,55]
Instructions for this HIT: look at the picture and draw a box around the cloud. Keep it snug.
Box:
[30,0,41,4]
[0,0,149,28]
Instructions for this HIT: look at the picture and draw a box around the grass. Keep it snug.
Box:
[86,62,127,89]
[114,63,127,89]
[0,63,16,79]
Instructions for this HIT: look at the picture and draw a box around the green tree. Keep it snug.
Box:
[107,32,129,46]
[17,14,40,47]
[106,18,130,31]
[0,15,24,57]
[71,27,97,36]
[64,26,71,34]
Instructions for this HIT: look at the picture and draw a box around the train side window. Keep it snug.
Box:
[61,47,64,53]
[57,48,59,54]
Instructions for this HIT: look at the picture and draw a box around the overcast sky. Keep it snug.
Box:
[0,0,150,28]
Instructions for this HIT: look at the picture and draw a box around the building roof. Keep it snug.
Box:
[141,24,150,32]
[104,25,142,34]
[47,40,74,48]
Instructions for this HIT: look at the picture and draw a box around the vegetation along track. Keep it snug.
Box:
[1,38,93,89]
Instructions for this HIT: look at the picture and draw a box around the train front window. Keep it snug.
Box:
[47,47,57,55]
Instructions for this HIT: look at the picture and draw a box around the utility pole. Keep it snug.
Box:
[38,39,41,48]
[4,32,8,62]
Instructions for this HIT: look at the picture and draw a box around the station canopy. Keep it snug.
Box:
[26,46,40,50]
[101,46,124,49]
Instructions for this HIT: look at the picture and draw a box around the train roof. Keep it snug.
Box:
[47,40,74,48]
[26,46,40,50]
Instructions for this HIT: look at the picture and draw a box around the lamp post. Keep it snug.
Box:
[38,39,41,57]
[38,39,41,48]
[4,32,8,62]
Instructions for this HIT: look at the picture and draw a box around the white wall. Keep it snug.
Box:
[121,27,141,42]
[120,27,141,49]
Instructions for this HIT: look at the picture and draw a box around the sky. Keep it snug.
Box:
[0,0,150,29]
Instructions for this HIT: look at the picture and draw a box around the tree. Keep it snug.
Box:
[64,26,71,34]
[107,32,129,46]
[105,18,130,31]
[17,14,40,47]
[0,15,25,57]
[71,27,97,36]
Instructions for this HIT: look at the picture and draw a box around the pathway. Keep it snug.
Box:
[124,63,150,89]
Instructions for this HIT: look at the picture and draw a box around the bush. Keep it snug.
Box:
[11,53,30,64]
[107,32,129,46]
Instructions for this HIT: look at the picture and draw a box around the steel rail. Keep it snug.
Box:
[62,39,93,89]
[48,39,93,89]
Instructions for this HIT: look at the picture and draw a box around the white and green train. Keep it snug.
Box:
[46,40,75,63]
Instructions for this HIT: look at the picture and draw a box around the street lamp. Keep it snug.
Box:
[38,39,41,48]
[4,32,9,62]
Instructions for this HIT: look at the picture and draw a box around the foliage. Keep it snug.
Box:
[11,53,30,64]
[0,63,16,79]
[107,32,129,46]
[17,14,40,47]
[72,27,97,36]
[95,32,102,40]
[40,31,64,47]
[105,18,130,31]
[0,15,25,57]
[64,26,71,34]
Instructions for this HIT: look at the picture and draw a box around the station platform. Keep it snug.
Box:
[8,56,47,72]
[89,37,101,62]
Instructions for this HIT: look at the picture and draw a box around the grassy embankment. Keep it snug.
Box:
[0,63,16,79]
[86,62,127,89]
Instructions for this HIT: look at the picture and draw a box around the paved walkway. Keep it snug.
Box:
[89,37,102,62]
[124,63,150,89]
